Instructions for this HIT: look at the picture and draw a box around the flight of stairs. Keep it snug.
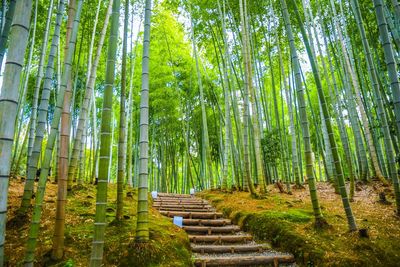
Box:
[153,193,296,267]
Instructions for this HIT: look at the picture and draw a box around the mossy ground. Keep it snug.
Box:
[198,182,400,267]
[5,179,192,266]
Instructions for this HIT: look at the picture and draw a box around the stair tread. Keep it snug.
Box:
[182,219,232,226]
[157,208,215,212]
[184,225,240,230]
[194,253,295,266]
[154,199,208,203]
[160,210,223,219]
[189,234,252,238]
[153,204,213,208]
[160,211,222,214]
[189,234,253,243]
[195,253,294,259]
[191,244,270,254]
[191,244,267,248]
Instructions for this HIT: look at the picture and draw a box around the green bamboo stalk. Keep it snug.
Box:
[374,0,400,215]
[279,43,301,187]
[21,0,55,208]
[23,1,81,265]
[126,10,141,187]
[351,0,396,182]
[330,0,385,183]
[292,0,357,231]
[26,0,54,164]
[135,0,152,243]
[316,7,356,199]
[0,1,33,265]
[20,0,65,214]
[384,3,400,52]
[238,0,256,194]
[190,11,214,189]
[243,0,265,193]
[0,0,15,72]
[280,0,326,226]
[14,122,31,178]
[216,0,231,190]
[328,28,369,182]
[68,0,113,186]
[11,0,38,175]
[89,0,120,263]
[116,0,129,220]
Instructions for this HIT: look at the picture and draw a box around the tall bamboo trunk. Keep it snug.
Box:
[19,0,64,213]
[23,1,82,264]
[51,0,78,259]
[67,0,113,186]
[26,0,54,168]
[51,0,76,259]
[243,0,265,193]
[190,13,214,189]
[0,1,33,265]
[374,0,400,215]
[126,18,141,187]
[280,0,326,226]
[292,0,357,231]
[217,0,231,190]
[89,0,120,264]
[316,8,355,199]
[116,0,129,220]
[0,0,16,72]
[23,0,53,193]
[328,30,369,182]
[67,0,101,184]
[238,0,256,195]
[11,0,38,175]
[135,0,152,242]
[351,0,397,187]
[330,0,385,183]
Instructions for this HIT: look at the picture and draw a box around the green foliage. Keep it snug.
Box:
[64,259,75,267]
[261,129,282,164]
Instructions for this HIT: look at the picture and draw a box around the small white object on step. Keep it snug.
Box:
[173,216,183,227]
[151,191,158,199]
[190,188,195,196]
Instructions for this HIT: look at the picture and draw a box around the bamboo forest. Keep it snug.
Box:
[1,0,400,266]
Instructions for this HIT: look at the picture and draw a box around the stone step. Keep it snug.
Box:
[154,198,208,203]
[157,193,193,198]
[153,199,211,206]
[189,235,253,244]
[183,225,240,234]
[154,199,208,205]
[182,219,232,226]
[154,203,213,209]
[160,211,223,219]
[157,207,215,212]
[194,254,295,266]
[192,244,268,254]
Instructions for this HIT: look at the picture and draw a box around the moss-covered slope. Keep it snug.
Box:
[5,180,192,266]
[198,183,400,267]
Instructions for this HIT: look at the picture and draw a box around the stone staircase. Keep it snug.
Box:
[153,193,296,266]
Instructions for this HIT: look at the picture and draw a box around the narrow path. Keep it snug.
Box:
[154,193,295,266]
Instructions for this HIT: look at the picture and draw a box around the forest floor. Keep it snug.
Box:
[5,179,192,267]
[198,181,400,267]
